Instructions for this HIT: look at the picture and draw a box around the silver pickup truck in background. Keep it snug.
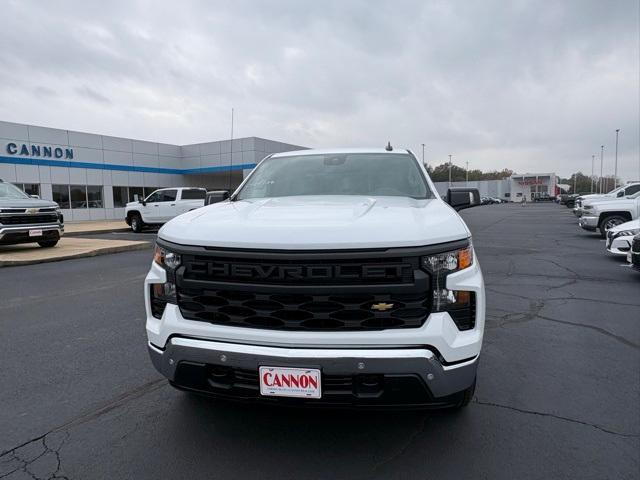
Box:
[0,179,64,247]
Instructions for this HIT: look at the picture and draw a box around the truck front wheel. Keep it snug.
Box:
[38,239,59,248]
[599,215,627,238]
[130,213,144,233]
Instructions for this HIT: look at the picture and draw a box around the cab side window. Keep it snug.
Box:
[624,184,640,196]
[181,189,206,200]
[159,190,177,202]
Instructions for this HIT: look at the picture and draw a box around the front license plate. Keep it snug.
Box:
[29,229,43,237]
[259,366,321,399]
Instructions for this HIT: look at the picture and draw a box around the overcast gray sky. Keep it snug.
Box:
[1,0,638,180]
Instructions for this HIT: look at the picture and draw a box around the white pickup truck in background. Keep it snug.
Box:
[125,187,207,232]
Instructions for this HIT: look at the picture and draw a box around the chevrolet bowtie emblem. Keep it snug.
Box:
[26,208,38,214]
[371,302,394,312]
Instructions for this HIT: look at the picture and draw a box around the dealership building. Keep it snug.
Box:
[0,120,305,221]
[1,120,562,222]
[433,172,559,201]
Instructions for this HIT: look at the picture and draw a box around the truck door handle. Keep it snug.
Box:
[170,204,176,206]
[154,205,159,207]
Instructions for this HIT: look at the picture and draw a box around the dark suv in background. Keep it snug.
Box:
[0,179,64,247]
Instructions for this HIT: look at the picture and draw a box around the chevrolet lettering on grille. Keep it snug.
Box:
[185,261,412,283]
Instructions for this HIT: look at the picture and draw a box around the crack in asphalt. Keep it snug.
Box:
[0,379,167,479]
[482,270,637,285]
[485,288,639,350]
[0,432,69,480]
[536,313,640,350]
[486,286,640,308]
[474,399,640,438]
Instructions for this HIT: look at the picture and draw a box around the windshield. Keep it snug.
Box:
[607,185,625,195]
[0,182,30,200]
[236,153,433,200]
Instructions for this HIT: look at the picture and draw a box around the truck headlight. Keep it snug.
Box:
[421,244,476,329]
[153,244,181,269]
[150,283,177,319]
[151,244,180,318]
[421,244,473,274]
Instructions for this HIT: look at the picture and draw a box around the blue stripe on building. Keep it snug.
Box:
[0,155,257,174]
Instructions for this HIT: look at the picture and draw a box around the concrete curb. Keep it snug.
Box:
[65,227,132,236]
[0,241,151,267]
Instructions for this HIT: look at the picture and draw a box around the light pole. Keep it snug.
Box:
[599,145,604,194]
[614,129,619,188]
[422,144,426,168]
[448,154,452,186]
[591,154,595,192]
[466,160,469,186]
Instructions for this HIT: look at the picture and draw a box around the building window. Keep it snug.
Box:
[129,186,144,202]
[52,184,70,209]
[70,185,87,209]
[87,186,103,208]
[16,183,41,197]
[112,186,128,208]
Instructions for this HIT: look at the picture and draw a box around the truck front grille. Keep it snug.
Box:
[181,254,415,285]
[177,288,430,331]
[0,213,59,225]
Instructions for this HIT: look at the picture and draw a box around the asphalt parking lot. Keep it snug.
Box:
[1,203,638,479]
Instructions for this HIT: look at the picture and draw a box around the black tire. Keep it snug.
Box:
[37,239,58,248]
[599,215,627,238]
[130,213,144,233]
[453,377,476,410]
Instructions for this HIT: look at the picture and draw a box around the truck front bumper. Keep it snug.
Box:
[0,224,64,244]
[148,337,478,407]
[578,215,598,231]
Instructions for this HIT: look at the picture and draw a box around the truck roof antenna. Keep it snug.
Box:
[385,141,393,152]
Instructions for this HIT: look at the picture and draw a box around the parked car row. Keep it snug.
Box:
[480,196,506,204]
[569,184,640,271]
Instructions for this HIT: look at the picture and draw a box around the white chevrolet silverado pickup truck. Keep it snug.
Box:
[125,187,207,232]
[578,191,640,237]
[145,148,485,408]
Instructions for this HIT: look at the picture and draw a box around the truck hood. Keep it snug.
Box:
[583,196,628,206]
[159,196,471,249]
[590,197,639,210]
[579,193,613,201]
[0,198,58,209]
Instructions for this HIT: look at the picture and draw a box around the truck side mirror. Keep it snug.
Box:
[222,191,230,201]
[446,187,481,211]
[30,194,40,199]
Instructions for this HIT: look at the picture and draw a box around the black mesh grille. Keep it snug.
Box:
[0,213,58,225]
[178,288,430,331]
